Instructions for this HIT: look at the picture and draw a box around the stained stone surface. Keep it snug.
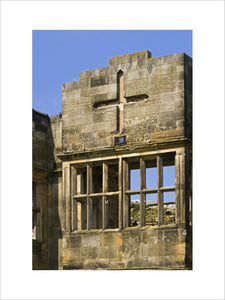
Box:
[61,51,192,154]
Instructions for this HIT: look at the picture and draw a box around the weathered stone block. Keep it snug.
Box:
[98,246,118,259]
[81,234,101,248]
[100,232,122,247]
[81,247,99,259]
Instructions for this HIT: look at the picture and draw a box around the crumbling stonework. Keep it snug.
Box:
[32,110,63,270]
[33,50,192,270]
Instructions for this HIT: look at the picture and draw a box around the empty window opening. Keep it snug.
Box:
[114,135,126,145]
[32,182,42,240]
[163,192,176,225]
[130,169,140,191]
[105,195,119,229]
[91,197,102,229]
[108,163,118,192]
[145,193,158,226]
[71,154,177,231]
[163,191,175,202]
[32,182,37,239]
[163,165,175,187]
[130,194,140,227]
[117,70,124,100]
[162,155,175,187]
[76,198,87,230]
[77,168,87,195]
[146,167,157,189]
[92,165,102,193]
[146,193,158,202]
[32,210,40,240]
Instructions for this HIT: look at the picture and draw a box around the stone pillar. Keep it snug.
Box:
[71,166,77,231]
[64,166,71,232]
[140,157,146,226]
[87,164,93,230]
[175,151,186,225]
[123,159,129,227]
[118,158,123,230]
[157,156,163,226]
[102,163,108,229]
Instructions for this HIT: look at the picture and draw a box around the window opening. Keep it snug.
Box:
[163,165,175,187]
[32,182,41,240]
[92,165,102,193]
[130,168,140,191]
[146,166,157,188]
[106,195,119,229]
[77,167,87,195]
[129,160,141,227]
[108,163,118,192]
[71,153,177,231]
[114,136,126,145]
[163,191,176,202]
[163,192,176,225]
[32,182,37,239]
[76,198,87,230]
[161,155,176,224]
[130,194,140,226]
[146,193,158,226]
[162,154,175,187]
[91,197,102,229]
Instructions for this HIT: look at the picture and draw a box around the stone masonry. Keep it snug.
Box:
[32,50,192,270]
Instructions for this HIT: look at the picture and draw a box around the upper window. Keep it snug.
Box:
[70,153,176,231]
[72,160,119,230]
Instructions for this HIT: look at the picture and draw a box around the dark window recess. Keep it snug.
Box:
[114,136,126,145]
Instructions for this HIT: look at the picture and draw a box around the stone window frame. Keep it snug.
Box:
[124,154,176,227]
[63,148,186,232]
[70,160,122,231]
[32,182,42,241]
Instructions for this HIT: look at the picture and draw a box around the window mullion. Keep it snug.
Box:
[102,163,108,229]
[71,166,77,231]
[118,158,123,230]
[157,156,163,225]
[123,159,129,227]
[87,164,93,230]
[140,157,146,226]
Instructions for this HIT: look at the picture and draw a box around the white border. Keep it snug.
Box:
[1,1,224,299]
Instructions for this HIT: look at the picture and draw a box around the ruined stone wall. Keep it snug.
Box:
[47,175,63,269]
[33,50,192,270]
[32,110,55,173]
[63,226,187,270]
[62,51,190,153]
[32,181,49,270]
[184,54,192,140]
[32,110,53,269]
[32,110,63,270]
[50,114,62,168]
[49,114,63,269]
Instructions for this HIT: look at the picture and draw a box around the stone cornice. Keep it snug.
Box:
[57,138,191,162]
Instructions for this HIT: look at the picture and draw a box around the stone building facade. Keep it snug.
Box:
[32,50,192,270]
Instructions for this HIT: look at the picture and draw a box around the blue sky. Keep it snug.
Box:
[33,30,192,115]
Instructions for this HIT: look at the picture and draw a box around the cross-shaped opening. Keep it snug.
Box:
[93,70,149,137]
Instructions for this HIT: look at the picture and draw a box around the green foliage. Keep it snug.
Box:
[130,203,176,226]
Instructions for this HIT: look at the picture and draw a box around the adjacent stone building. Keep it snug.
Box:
[32,50,192,270]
